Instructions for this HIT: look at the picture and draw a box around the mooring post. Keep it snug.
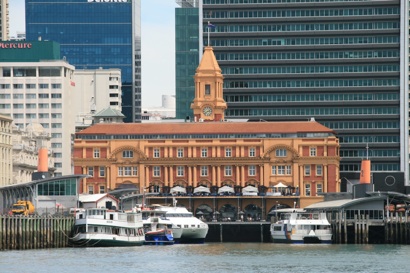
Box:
[220,224,223,243]
[365,215,369,244]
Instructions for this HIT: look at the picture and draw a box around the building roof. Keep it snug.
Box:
[76,120,335,136]
[93,107,125,118]
[0,174,88,190]
[79,193,118,203]
[304,196,386,210]
[196,46,222,75]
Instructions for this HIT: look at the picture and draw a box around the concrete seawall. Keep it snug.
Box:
[0,215,74,250]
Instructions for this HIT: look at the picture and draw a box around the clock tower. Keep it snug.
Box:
[191,46,227,122]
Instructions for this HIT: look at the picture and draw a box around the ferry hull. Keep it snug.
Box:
[144,232,174,245]
[272,236,332,244]
[271,232,332,244]
[176,236,208,244]
[71,237,144,247]
[175,227,208,244]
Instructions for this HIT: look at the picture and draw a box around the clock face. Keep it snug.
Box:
[203,106,213,116]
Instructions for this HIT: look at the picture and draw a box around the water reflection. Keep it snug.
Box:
[1,243,409,273]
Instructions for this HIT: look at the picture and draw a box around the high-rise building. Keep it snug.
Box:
[175,0,200,120]
[0,41,76,176]
[25,0,142,122]
[176,0,409,186]
[0,0,9,40]
[73,68,122,114]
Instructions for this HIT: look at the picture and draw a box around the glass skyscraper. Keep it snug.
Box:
[25,0,141,122]
[176,0,409,186]
[175,0,200,120]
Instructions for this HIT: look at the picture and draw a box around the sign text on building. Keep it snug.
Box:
[0,43,32,49]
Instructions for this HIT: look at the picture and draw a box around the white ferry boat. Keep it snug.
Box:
[270,209,332,244]
[142,213,175,245]
[70,208,145,247]
[159,205,209,243]
[145,200,207,243]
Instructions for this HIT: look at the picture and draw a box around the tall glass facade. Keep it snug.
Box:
[175,3,200,120]
[25,0,141,122]
[175,0,409,183]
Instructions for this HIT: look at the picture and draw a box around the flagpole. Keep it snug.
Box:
[207,21,210,46]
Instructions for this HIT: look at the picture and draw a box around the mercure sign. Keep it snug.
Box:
[0,43,32,49]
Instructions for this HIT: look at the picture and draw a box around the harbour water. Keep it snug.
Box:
[1,243,409,273]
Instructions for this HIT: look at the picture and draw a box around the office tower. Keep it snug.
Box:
[175,0,200,120]
[73,68,122,116]
[0,0,9,40]
[0,41,76,176]
[175,0,409,186]
[25,0,141,122]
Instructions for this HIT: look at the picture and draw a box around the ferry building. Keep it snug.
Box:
[73,46,340,217]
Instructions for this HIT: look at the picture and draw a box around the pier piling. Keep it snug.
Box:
[0,215,75,250]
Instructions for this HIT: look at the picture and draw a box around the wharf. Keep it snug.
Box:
[1,214,410,250]
[0,215,74,250]
[206,221,272,243]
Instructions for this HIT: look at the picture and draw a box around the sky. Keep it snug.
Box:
[9,0,178,108]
